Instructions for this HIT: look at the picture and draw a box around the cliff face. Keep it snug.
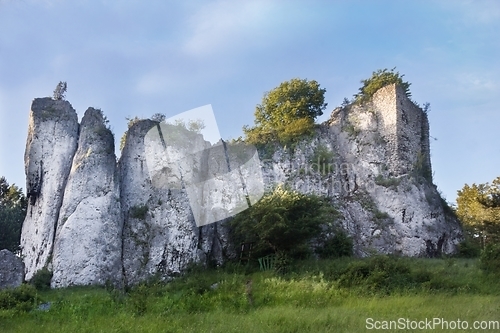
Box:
[260,84,460,256]
[119,120,227,286]
[20,85,462,287]
[51,108,123,288]
[21,98,79,280]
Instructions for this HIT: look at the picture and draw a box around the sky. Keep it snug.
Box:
[0,0,499,204]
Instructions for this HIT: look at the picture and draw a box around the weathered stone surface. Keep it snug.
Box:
[51,108,123,288]
[120,120,227,285]
[259,84,461,256]
[0,249,25,289]
[20,98,79,280]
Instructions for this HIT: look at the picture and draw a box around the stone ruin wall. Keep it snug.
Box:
[372,84,431,178]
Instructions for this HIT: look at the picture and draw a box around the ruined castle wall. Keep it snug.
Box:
[372,84,430,177]
[371,84,399,175]
[395,85,425,175]
[421,112,432,179]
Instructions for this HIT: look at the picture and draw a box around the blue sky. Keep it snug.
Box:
[0,0,499,203]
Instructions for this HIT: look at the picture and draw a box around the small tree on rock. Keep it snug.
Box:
[53,81,67,100]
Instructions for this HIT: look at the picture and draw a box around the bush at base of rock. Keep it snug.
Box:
[31,267,52,291]
[0,284,40,312]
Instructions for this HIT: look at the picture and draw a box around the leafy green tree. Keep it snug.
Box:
[0,177,27,253]
[53,81,67,100]
[243,78,327,145]
[229,186,339,259]
[456,177,500,250]
[354,68,411,103]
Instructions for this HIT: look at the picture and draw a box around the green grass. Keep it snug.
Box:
[1,258,500,333]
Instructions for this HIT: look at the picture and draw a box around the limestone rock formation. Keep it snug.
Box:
[21,98,79,280]
[0,249,25,290]
[51,108,122,288]
[19,84,462,288]
[120,120,227,285]
[260,84,460,256]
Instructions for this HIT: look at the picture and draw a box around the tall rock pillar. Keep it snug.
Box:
[51,108,123,288]
[20,98,79,280]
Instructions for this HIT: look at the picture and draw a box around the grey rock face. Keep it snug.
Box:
[259,84,461,256]
[20,98,79,280]
[120,120,227,285]
[0,249,25,290]
[51,108,123,288]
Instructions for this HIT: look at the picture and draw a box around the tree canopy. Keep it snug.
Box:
[354,68,411,103]
[229,186,339,260]
[456,177,500,250]
[243,78,327,145]
[0,177,27,253]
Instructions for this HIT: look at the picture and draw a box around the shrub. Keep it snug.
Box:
[457,239,480,258]
[0,284,40,312]
[129,284,149,316]
[129,205,148,220]
[337,256,419,294]
[374,175,401,188]
[480,243,500,274]
[315,229,353,259]
[229,186,338,260]
[310,144,335,175]
[354,68,411,104]
[31,267,52,291]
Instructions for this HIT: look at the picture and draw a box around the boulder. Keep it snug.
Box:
[0,249,25,290]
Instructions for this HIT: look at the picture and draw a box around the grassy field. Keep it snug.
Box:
[1,257,499,332]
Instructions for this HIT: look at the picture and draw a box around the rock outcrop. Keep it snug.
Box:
[20,84,462,287]
[120,120,227,286]
[21,98,79,280]
[51,108,123,288]
[0,249,25,290]
[259,84,460,256]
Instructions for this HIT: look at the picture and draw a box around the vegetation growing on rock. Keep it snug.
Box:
[243,78,327,145]
[354,68,411,103]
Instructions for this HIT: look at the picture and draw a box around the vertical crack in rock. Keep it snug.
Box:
[51,107,123,288]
